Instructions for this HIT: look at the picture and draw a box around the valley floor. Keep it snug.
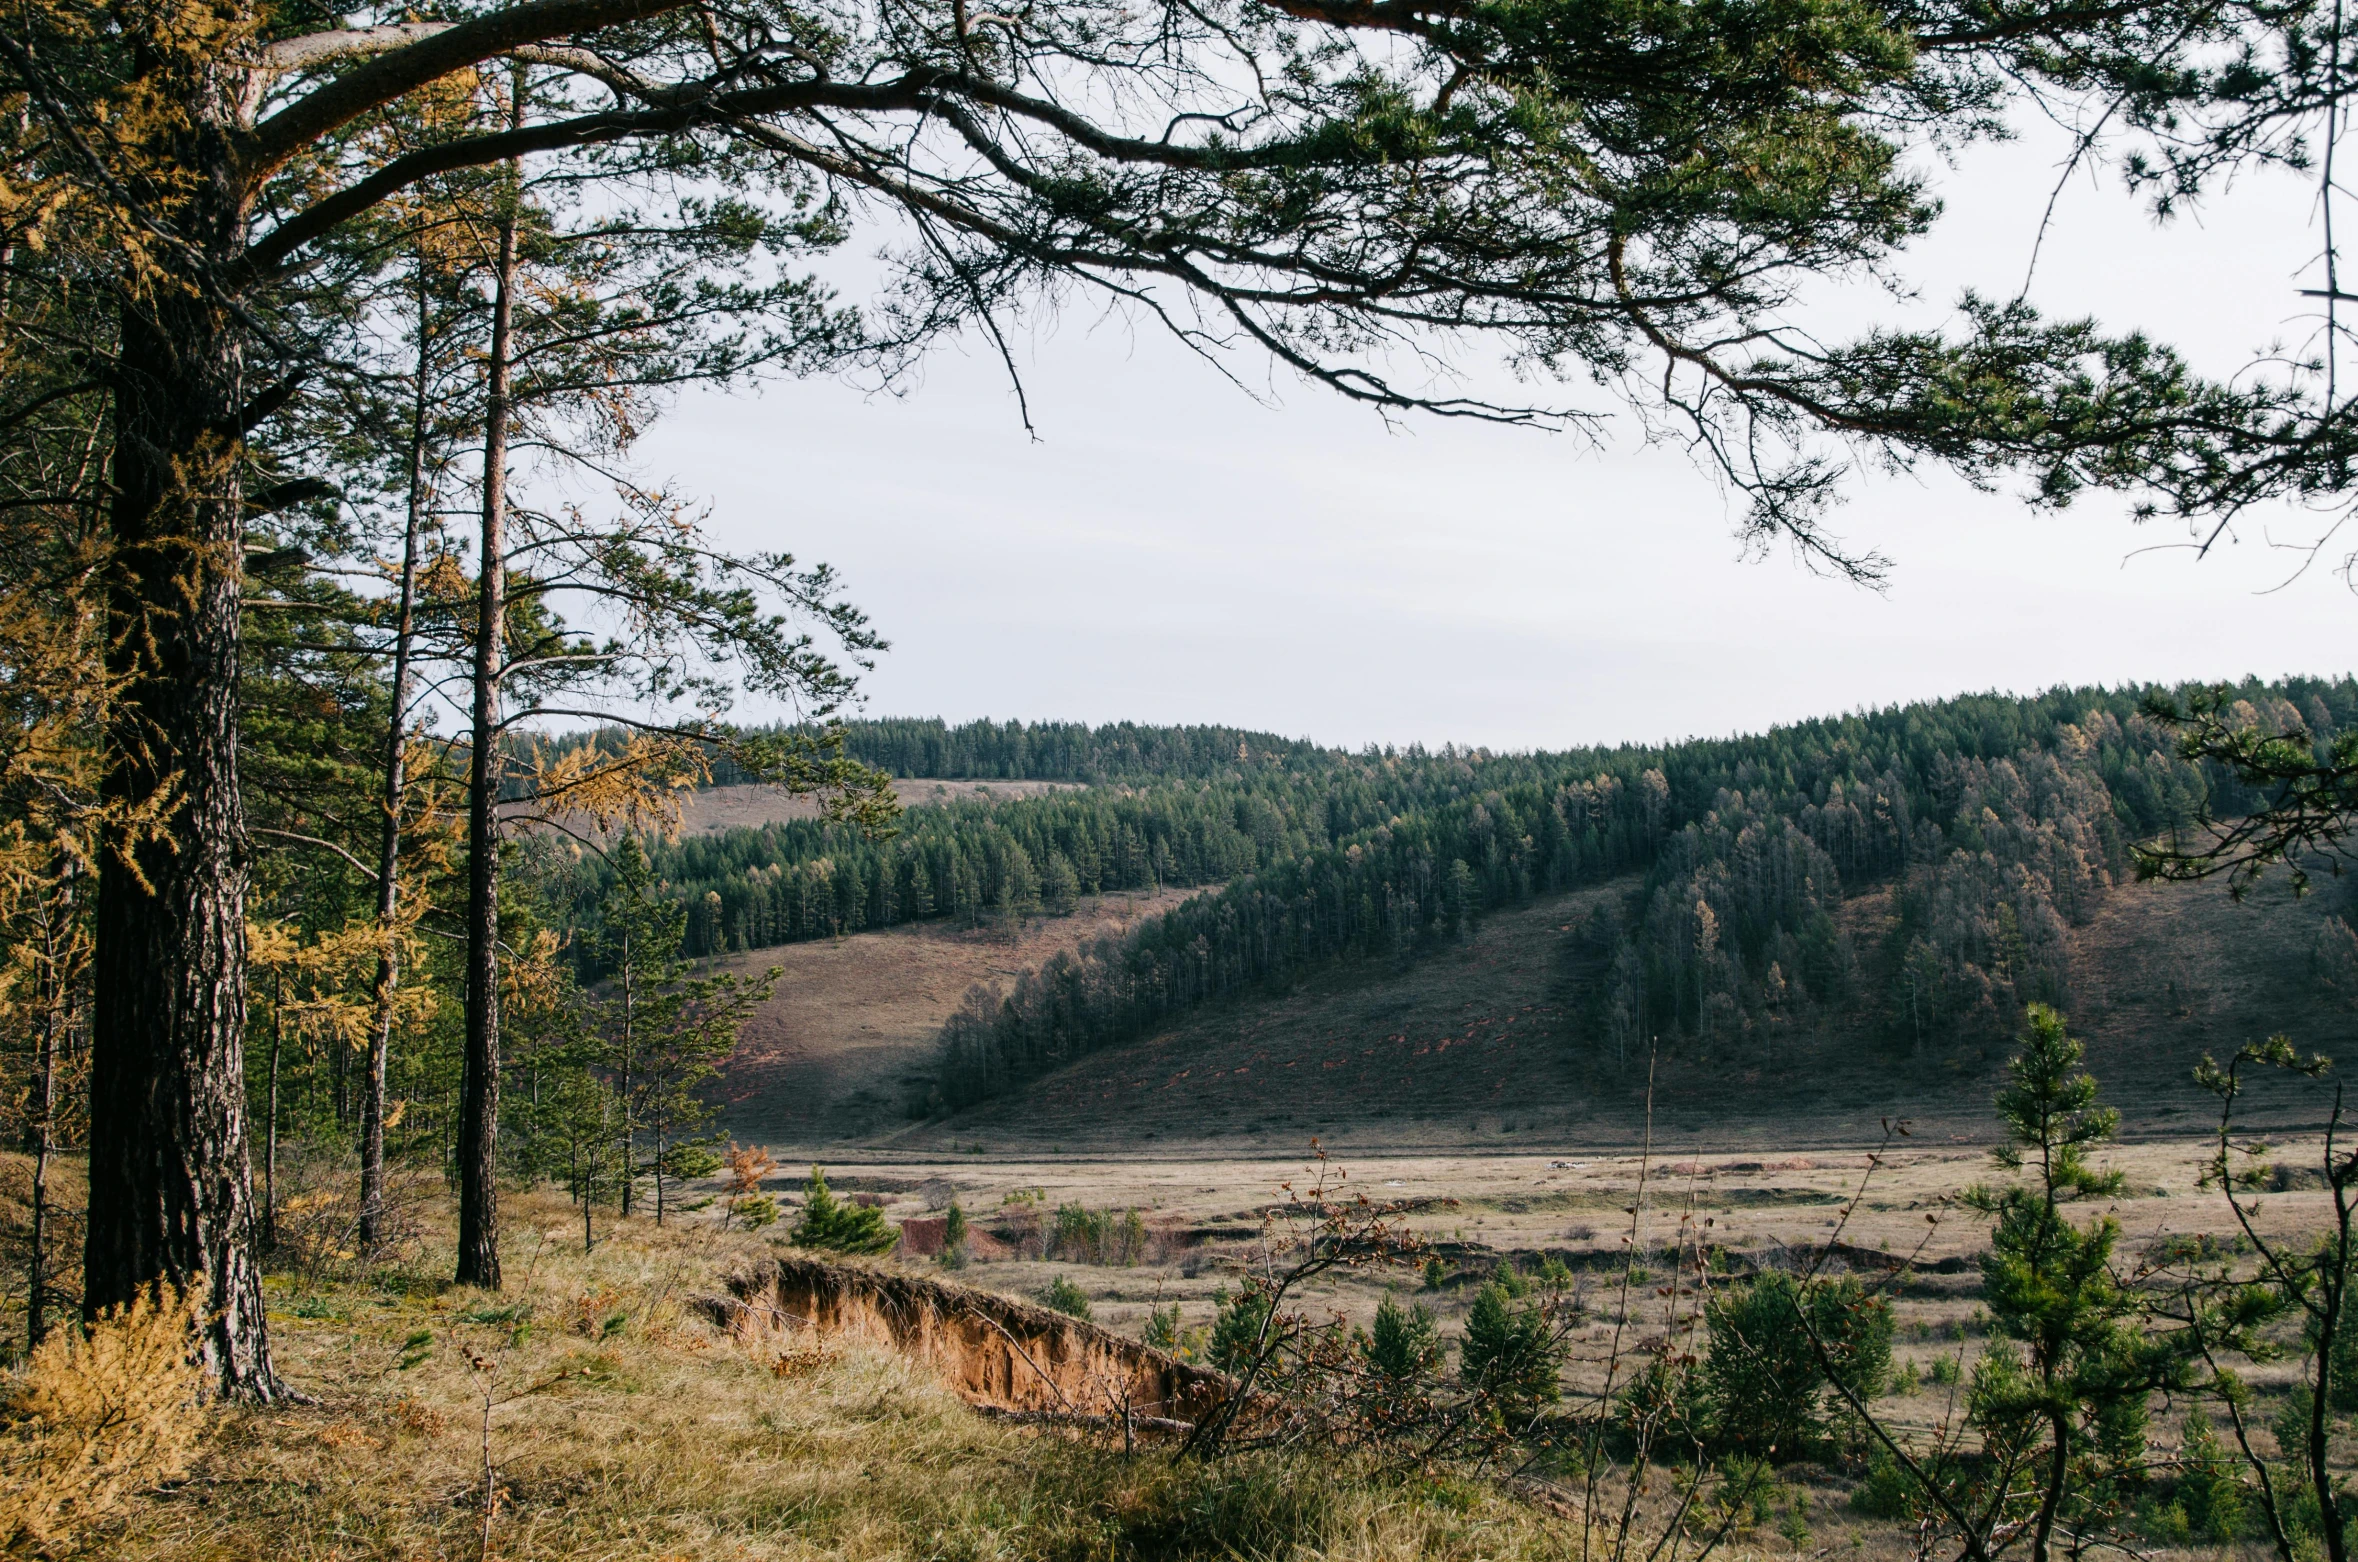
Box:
[64,1131,2326,1561]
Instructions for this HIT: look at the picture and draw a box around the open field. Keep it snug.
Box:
[746,1131,2332,1410]
[713,887,1208,1145]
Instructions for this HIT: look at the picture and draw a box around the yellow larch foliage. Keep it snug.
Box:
[0,1285,210,1550]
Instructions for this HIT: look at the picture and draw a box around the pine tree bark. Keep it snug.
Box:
[456,88,525,1290]
[87,233,281,1397]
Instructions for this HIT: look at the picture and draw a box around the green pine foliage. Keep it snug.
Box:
[789,1168,898,1256]
[1697,1270,1892,1460]
[1209,1288,1273,1373]
[1041,1277,1093,1321]
[1963,1007,2189,1528]
[1142,1303,1185,1355]
[916,679,2353,1111]
[2176,1408,2247,1542]
[1459,1282,1563,1418]
[588,834,778,1222]
[1365,1293,1444,1383]
[537,717,1330,788]
[1049,1205,1148,1266]
[516,682,2358,1118]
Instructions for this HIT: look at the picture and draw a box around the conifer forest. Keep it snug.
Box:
[9,0,2358,1556]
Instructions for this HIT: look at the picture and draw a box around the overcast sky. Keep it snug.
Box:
[636,118,2358,754]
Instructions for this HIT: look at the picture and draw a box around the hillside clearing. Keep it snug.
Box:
[713,887,1208,1145]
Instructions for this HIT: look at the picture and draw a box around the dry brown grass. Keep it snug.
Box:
[35,1163,2298,1562]
[81,1187,1617,1562]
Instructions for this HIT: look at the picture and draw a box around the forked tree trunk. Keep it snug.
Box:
[456,106,524,1291]
[87,245,281,1396]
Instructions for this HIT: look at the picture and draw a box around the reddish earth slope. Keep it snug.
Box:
[712,887,1206,1147]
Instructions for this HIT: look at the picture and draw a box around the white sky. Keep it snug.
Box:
[637,117,2358,753]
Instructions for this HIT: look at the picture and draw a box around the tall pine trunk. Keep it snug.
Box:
[87,214,280,1396]
[456,86,525,1290]
[359,249,432,1250]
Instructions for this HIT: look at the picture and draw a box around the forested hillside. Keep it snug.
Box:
[918,681,2353,1114]
[530,716,1338,788]
[543,725,1559,961]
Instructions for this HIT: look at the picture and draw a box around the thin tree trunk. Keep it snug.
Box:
[456,76,527,1291]
[617,946,633,1220]
[265,972,287,1250]
[26,948,56,1348]
[359,244,432,1250]
[87,205,281,1396]
[2028,1413,2069,1562]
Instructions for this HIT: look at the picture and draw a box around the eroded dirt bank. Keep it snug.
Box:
[702,1255,1232,1427]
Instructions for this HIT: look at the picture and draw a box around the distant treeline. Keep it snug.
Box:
[524,716,1338,787]
[923,680,2354,1112]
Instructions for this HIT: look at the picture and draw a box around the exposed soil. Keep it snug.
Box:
[713,887,1210,1147]
[704,1253,1230,1428]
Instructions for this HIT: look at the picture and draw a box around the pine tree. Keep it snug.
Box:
[1964,1005,2186,1562]
[588,835,777,1225]
[1699,1270,1891,1460]
[788,1167,897,1256]
[1366,1292,1443,1382]
[1460,1282,1562,1420]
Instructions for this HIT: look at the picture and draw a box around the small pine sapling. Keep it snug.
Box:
[941,1201,969,1269]
[1460,1281,1564,1422]
[789,1167,898,1256]
[1366,1292,1444,1383]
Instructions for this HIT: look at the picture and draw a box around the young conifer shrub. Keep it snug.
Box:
[789,1167,898,1256]
[1697,1270,1891,1460]
[2176,1407,2247,1542]
[1365,1293,1444,1383]
[1,1285,209,1548]
[941,1201,969,1269]
[1209,1287,1274,1372]
[1143,1302,1184,1354]
[1041,1277,1093,1320]
[1459,1282,1562,1417]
